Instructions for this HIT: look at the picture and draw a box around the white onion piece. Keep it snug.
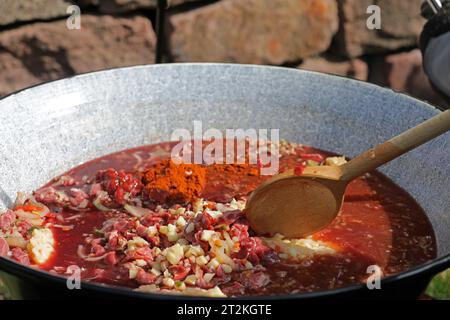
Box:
[124,204,152,218]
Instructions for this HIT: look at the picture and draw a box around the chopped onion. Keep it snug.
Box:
[68,206,90,212]
[124,204,152,218]
[14,192,27,207]
[64,214,82,221]
[34,203,50,217]
[52,224,74,231]
[77,245,88,259]
[77,245,108,262]
[27,218,44,226]
[15,210,44,225]
[212,245,235,269]
[93,197,111,212]
[83,255,108,262]
[132,152,144,170]
[15,209,39,220]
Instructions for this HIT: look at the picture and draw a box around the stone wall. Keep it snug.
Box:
[0,0,448,107]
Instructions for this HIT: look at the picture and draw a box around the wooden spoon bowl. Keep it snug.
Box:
[246,175,345,237]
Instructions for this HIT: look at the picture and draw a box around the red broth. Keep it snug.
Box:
[32,141,436,296]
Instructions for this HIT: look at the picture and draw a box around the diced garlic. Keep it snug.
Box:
[167,224,179,242]
[263,236,336,260]
[175,207,186,216]
[147,226,158,237]
[6,236,27,249]
[200,230,216,242]
[134,259,147,267]
[234,199,246,211]
[165,243,184,265]
[196,256,208,266]
[324,156,347,167]
[152,262,162,271]
[187,245,204,257]
[204,273,215,283]
[221,264,232,273]
[185,275,197,286]
[163,277,175,288]
[168,234,179,242]
[151,268,161,276]
[127,237,149,251]
[185,210,195,217]
[207,258,220,270]
[175,216,187,227]
[185,222,195,234]
[223,232,234,253]
[175,281,186,291]
[211,243,235,268]
[183,286,226,298]
[159,226,168,235]
[129,266,138,279]
[136,285,226,298]
[193,199,204,213]
[160,261,168,271]
[205,210,222,219]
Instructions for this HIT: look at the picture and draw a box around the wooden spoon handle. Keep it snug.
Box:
[340,109,450,181]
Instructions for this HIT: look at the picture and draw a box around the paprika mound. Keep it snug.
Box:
[143,160,206,204]
[142,159,262,205]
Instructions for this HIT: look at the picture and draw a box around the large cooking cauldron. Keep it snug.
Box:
[0,64,449,300]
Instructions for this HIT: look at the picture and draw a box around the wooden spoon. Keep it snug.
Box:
[246,109,450,238]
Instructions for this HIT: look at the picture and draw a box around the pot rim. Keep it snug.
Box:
[0,62,446,113]
[0,63,448,299]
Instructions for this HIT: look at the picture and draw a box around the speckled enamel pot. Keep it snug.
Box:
[0,64,449,300]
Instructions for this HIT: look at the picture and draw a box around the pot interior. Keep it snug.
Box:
[0,63,449,260]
